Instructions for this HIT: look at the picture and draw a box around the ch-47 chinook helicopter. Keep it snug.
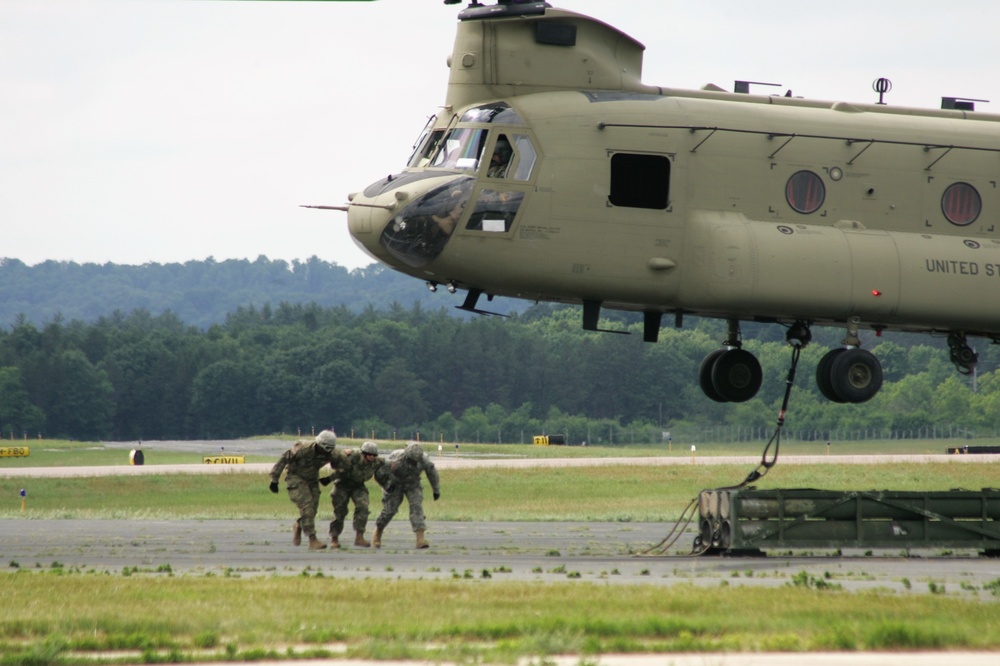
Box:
[340,0,999,406]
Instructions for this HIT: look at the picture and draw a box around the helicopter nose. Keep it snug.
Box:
[346,190,402,264]
[348,174,475,270]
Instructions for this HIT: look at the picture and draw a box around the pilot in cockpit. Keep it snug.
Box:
[430,187,466,238]
[487,136,513,178]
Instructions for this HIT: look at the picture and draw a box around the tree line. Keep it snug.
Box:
[0,301,998,443]
[0,256,521,330]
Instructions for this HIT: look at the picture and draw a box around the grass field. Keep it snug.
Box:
[2,457,997,522]
[2,439,999,664]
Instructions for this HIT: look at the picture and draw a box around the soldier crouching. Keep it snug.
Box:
[373,441,441,549]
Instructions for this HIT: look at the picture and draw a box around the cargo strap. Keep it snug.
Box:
[728,343,802,490]
[641,332,806,557]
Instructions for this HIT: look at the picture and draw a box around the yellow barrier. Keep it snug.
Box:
[203,455,245,464]
[0,446,30,458]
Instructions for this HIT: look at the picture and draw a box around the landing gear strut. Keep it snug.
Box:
[948,331,978,376]
[815,317,883,404]
[699,320,763,403]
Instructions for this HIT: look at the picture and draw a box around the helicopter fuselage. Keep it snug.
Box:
[345,3,1000,403]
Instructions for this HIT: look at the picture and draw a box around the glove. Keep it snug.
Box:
[320,476,332,486]
[269,481,279,494]
[433,492,440,501]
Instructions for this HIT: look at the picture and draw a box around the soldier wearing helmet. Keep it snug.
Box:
[373,441,441,549]
[269,429,339,550]
[487,135,513,178]
[325,440,385,549]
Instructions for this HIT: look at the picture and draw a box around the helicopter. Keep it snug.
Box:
[339,0,1000,406]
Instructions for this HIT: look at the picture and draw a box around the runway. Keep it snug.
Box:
[4,446,1000,665]
[4,446,999,589]
[3,516,999,595]
[4,518,1000,666]
[3,437,999,478]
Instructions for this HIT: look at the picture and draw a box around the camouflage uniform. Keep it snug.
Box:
[328,446,384,544]
[374,442,440,547]
[269,432,338,547]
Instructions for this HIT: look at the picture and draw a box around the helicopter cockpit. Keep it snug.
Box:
[375,102,537,268]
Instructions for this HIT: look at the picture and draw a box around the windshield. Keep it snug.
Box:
[428,127,487,171]
[406,115,439,167]
[379,176,475,268]
[459,101,524,125]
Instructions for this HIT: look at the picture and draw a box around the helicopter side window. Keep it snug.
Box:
[429,127,488,171]
[941,182,981,226]
[609,153,670,209]
[466,189,524,233]
[487,135,514,178]
[486,133,537,181]
[786,170,825,214]
[510,134,536,181]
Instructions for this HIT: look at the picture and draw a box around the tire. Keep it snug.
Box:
[710,348,763,403]
[699,349,728,402]
[816,348,847,403]
[829,348,883,403]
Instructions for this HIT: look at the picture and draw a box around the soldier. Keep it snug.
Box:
[373,441,441,549]
[327,440,384,549]
[269,429,339,550]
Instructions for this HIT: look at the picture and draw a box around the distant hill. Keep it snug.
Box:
[0,256,524,328]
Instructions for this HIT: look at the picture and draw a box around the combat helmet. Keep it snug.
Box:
[361,441,379,456]
[404,441,423,460]
[315,429,337,450]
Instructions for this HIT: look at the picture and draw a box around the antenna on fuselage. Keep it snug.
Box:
[734,80,781,94]
[872,77,892,105]
[941,96,988,111]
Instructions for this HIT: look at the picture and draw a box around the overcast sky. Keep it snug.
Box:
[3,0,998,271]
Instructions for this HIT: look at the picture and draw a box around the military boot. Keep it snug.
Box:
[415,529,429,549]
[292,521,301,546]
[330,535,340,549]
[308,534,327,550]
[373,525,383,548]
[354,531,371,548]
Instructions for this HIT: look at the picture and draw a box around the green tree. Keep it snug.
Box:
[0,366,45,436]
[371,358,429,429]
[44,350,115,440]
[190,359,265,438]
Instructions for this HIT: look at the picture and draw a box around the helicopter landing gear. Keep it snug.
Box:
[698,320,762,403]
[815,317,883,403]
[947,331,978,376]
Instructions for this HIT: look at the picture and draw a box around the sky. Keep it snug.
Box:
[2,0,998,271]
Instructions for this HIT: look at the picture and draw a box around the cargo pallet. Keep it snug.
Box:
[695,487,1000,557]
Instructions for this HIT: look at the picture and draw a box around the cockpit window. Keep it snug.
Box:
[429,127,487,170]
[406,115,439,167]
[379,176,475,268]
[460,102,524,125]
[486,133,537,181]
[487,135,514,178]
[408,128,446,168]
[466,189,524,233]
[510,134,536,180]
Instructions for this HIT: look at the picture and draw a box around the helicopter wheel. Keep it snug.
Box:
[699,349,728,402]
[700,348,762,403]
[815,348,847,403]
[820,348,883,403]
